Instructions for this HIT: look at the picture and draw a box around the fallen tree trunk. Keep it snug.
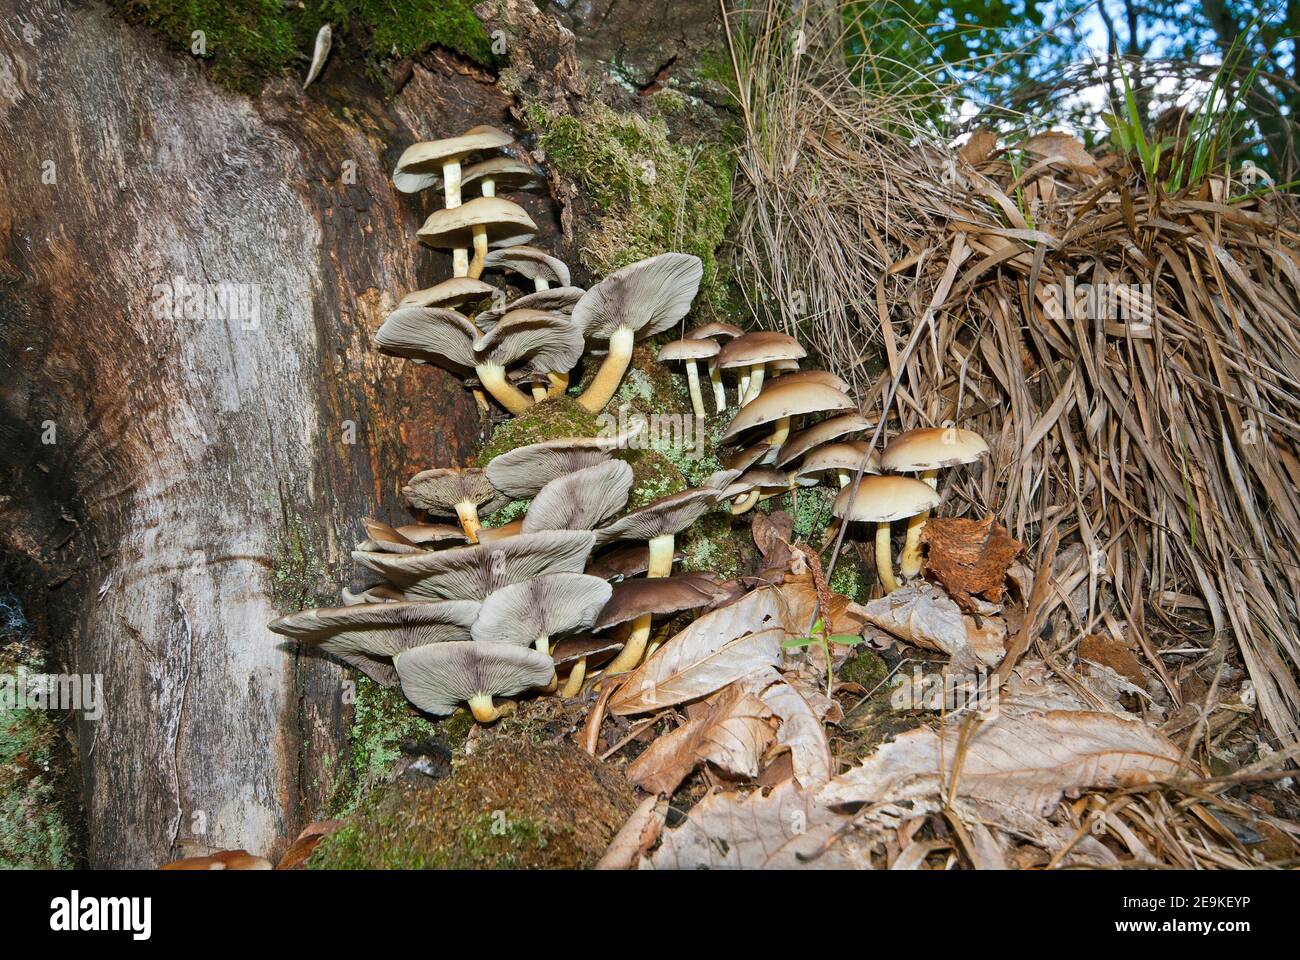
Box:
[0,0,566,866]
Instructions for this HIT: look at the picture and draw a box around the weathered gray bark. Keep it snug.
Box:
[0,0,560,867]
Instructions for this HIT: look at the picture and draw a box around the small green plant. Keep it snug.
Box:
[781,617,859,695]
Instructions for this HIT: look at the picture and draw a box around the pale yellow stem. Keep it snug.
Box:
[468,692,499,724]
[743,363,766,404]
[531,383,548,402]
[684,361,706,419]
[876,522,900,593]
[603,534,674,674]
[546,371,569,398]
[731,490,760,515]
[578,326,636,412]
[767,415,792,449]
[444,160,469,279]
[481,179,496,197]
[454,501,482,544]
[536,635,557,693]
[560,658,587,698]
[709,362,726,411]
[476,362,534,415]
[898,469,938,579]
[468,226,489,279]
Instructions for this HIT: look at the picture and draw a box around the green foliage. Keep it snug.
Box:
[783,617,860,695]
[111,0,496,93]
[477,397,603,465]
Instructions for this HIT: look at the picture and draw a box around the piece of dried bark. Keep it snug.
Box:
[922,515,1024,611]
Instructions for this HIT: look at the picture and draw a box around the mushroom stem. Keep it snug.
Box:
[604,534,675,674]
[738,370,751,400]
[743,363,766,404]
[468,692,500,724]
[875,522,900,593]
[731,490,761,515]
[531,384,548,402]
[766,416,792,449]
[534,277,550,292]
[443,160,470,279]
[454,501,483,544]
[684,361,706,419]
[560,658,587,698]
[467,225,489,279]
[481,178,496,198]
[709,362,726,411]
[536,635,557,694]
[475,362,534,415]
[577,325,636,412]
[898,469,938,579]
[546,371,569,398]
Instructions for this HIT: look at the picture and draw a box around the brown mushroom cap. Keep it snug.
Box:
[880,427,990,471]
[721,380,856,442]
[686,321,743,341]
[474,287,585,330]
[571,252,703,340]
[269,599,481,686]
[394,641,555,715]
[716,331,807,370]
[403,467,506,517]
[723,443,776,473]
[471,572,613,646]
[832,475,941,523]
[418,196,537,250]
[658,338,721,362]
[795,441,880,479]
[399,277,498,310]
[776,412,872,467]
[522,460,633,533]
[473,308,586,373]
[374,306,478,369]
[485,431,638,499]
[585,542,684,580]
[353,530,597,601]
[737,466,793,490]
[549,634,624,666]
[594,486,725,546]
[764,368,851,394]
[591,575,720,631]
[392,125,514,193]
[462,156,545,193]
[395,522,470,545]
[483,245,571,288]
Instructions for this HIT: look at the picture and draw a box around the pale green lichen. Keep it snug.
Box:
[272,509,326,613]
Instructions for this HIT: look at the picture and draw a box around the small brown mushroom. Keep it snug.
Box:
[775,411,871,467]
[831,475,940,593]
[402,467,505,544]
[462,156,545,198]
[721,378,856,449]
[418,196,537,280]
[483,245,571,291]
[717,332,807,405]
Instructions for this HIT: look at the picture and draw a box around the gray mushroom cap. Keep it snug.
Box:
[394,641,555,716]
[402,467,506,517]
[485,427,641,499]
[483,245,571,287]
[392,125,513,193]
[473,309,586,373]
[522,460,633,533]
[352,530,597,600]
[374,307,478,369]
[571,252,703,341]
[471,572,613,646]
[585,542,683,580]
[269,599,481,686]
[462,156,545,193]
[594,485,725,546]
[399,277,498,310]
[474,287,585,330]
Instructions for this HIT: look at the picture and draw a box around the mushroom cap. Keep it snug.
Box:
[399,277,498,310]
[473,308,586,372]
[549,634,624,666]
[775,412,872,467]
[353,530,597,601]
[392,125,513,193]
[832,475,941,523]
[717,331,807,369]
[592,575,720,631]
[594,485,723,546]
[269,599,481,686]
[571,252,703,340]
[361,518,423,554]
[485,430,639,499]
[767,358,801,375]
[522,460,633,533]
[737,466,792,490]
[394,641,555,715]
[686,321,744,341]
[483,245,571,287]
[723,443,775,472]
[658,338,720,362]
[418,196,537,250]
[396,522,470,545]
[374,306,478,369]
[585,542,683,580]
[403,467,505,516]
[880,427,990,471]
[721,380,856,441]
[474,287,584,330]
[471,572,613,646]
[764,368,851,394]
[462,156,545,193]
[795,441,880,479]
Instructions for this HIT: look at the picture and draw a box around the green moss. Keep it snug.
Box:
[477,397,602,465]
[272,509,326,612]
[829,550,870,604]
[773,486,837,545]
[111,0,496,94]
[488,498,531,526]
[839,650,887,691]
[310,739,635,869]
[529,100,738,320]
[679,511,749,579]
[620,449,686,508]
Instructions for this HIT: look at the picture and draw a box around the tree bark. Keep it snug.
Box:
[0,0,560,867]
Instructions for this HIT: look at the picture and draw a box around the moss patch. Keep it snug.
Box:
[310,739,635,868]
[828,547,871,604]
[620,449,686,508]
[679,511,750,579]
[774,487,836,545]
[529,100,737,320]
[272,508,326,612]
[477,397,603,465]
[111,0,496,94]
[839,650,887,691]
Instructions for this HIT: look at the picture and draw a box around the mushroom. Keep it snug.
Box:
[658,338,721,420]
[686,321,743,410]
[399,277,498,310]
[794,441,880,489]
[775,411,871,467]
[484,426,642,499]
[521,460,633,533]
[393,125,513,276]
[395,522,473,546]
[483,245,571,292]
[728,467,796,515]
[394,641,555,723]
[374,305,477,369]
[462,156,545,198]
[359,518,425,554]
[509,367,553,403]
[402,467,505,544]
[353,530,596,601]
[762,368,851,395]
[473,572,612,693]
[268,599,481,687]
[593,484,728,672]
[572,253,704,412]
[717,332,807,405]
[880,426,990,579]
[721,378,856,450]
[585,542,683,580]
[471,308,587,415]
[418,196,537,280]
[831,475,940,594]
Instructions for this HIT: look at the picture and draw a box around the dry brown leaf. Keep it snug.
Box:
[958,128,999,166]
[1079,633,1148,688]
[1022,130,1100,176]
[275,819,347,870]
[739,668,836,789]
[922,515,1025,611]
[777,570,868,637]
[860,581,1005,670]
[596,795,669,870]
[626,684,777,794]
